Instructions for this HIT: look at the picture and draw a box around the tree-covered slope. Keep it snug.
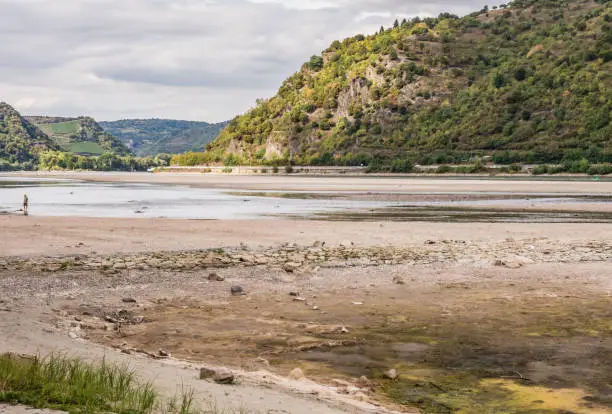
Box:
[100,119,228,156]
[204,0,611,167]
[0,103,59,170]
[26,116,132,156]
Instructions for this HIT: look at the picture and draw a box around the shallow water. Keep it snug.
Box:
[0,177,396,220]
[1,176,610,222]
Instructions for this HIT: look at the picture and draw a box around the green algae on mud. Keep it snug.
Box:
[289,295,612,413]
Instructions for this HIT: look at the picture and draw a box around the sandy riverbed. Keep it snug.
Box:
[1,174,611,413]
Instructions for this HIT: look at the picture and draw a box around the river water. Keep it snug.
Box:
[0,177,397,219]
[1,176,610,222]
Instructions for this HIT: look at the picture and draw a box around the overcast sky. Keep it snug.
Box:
[0,0,496,122]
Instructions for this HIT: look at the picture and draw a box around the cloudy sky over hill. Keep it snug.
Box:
[0,0,495,122]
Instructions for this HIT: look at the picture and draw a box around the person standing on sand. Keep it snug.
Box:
[23,194,28,216]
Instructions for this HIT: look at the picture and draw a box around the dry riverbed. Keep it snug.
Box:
[1,174,611,413]
[1,234,611,413]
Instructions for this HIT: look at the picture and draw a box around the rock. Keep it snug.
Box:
[283,262,301,273]
[213,368,235,384]
[384,369,398,380]
[393,276,405,285]
[352,301,363,305]
[208,273,225,281]
[358,376,371,387]
[289,291,300,297]
[199,367,217,379]
[288,368,305,380]
[122,297,137,303]
[230,286,244,296]
[312,240,325,247]
[293,297,306,302]
[158,349,170,358]
[332,379,351,387]
[200,367,235,384]
[334,326,349,334]
[340,240,354,248]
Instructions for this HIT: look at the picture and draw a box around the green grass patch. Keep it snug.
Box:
[47,121,79,135]
[0,353,218,414]
[66,142,105,155]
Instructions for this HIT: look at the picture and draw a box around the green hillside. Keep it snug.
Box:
[27,116,132,156]
[200,0,611,169]
[0,103,59,170]
[100,119,228,156]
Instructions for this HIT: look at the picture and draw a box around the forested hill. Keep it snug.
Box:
[26,116,131,157]
[100,119,228,156]
[203,0,611,168]
[0,103,59,170]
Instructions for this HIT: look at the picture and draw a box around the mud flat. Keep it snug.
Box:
[1,174,611,413]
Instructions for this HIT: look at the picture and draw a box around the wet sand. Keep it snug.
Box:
[10,171,612,194]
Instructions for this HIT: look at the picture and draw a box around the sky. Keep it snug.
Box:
[0,0,496,122]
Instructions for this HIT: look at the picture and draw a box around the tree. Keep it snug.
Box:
[394,19,399,29]
[308,55,324,71]
[493,73,506,89]
[514,67,527,81]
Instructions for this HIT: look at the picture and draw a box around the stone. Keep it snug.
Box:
[384,369,398,380]
[288,368,305,380]
[289,291,300,297]
[200,367,234,384]
[340,240,354,248]
[230,286,244,296]
[122,297,137,303]
[358,376,371,387]
[332,379,351,387]
[392,276,405,285]
[208,273,225,281]
[213,368,235,384]
[283,262,301,273]
[158,349,170,358]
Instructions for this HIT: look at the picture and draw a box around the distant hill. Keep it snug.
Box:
[26,116,131,156]
[0,103,59,170]
[99,119,228,156]
[203,0,612,168]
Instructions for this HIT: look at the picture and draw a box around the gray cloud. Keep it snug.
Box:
[0,0,497,122]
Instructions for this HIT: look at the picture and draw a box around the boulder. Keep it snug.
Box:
[230,286,244,296]
[208,273,225,281]
[392,276,405,285]
[122,297,137,303]
[200,367,235,384]
[288,367,305,380]
[283,262,301,273]
[384,368,398,380]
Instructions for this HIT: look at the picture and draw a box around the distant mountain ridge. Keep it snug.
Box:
[26,116,131,156]
[0,103,59,169]
[100,119,228,156]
